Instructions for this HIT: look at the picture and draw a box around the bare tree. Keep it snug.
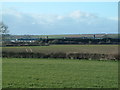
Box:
[0,22,9,34]
[0,22,9,46]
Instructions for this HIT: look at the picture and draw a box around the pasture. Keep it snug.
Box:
[2,58,118,88]
[2,45,118,54]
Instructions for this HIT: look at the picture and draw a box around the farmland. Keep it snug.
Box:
[2,45,119,88]
[2,58,118,88]
[2,45,118,54]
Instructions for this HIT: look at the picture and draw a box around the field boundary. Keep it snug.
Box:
[2,52,119,60]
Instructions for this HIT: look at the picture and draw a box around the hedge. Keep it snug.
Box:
[2,52,119,60]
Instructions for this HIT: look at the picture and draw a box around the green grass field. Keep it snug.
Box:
[3,58,118,88]
[2,45,118,54]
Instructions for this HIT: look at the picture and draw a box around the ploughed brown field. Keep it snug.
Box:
[2,45,118,54]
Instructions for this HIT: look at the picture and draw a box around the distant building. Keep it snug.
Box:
[10,38,39,43]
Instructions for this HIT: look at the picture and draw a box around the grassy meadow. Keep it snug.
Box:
[2,58,118,88]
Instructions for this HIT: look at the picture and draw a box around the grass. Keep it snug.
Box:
[2,58,118,88]
[2,45,118,54]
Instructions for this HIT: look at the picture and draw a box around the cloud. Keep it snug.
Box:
[70,10,82,19]
[2,8,23,19]
[108,17,118,21]
[69,10,94,19]
[31,14,58,25]
[69,10,97,19]
[57,15,64,20]
[1,8,118,35]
